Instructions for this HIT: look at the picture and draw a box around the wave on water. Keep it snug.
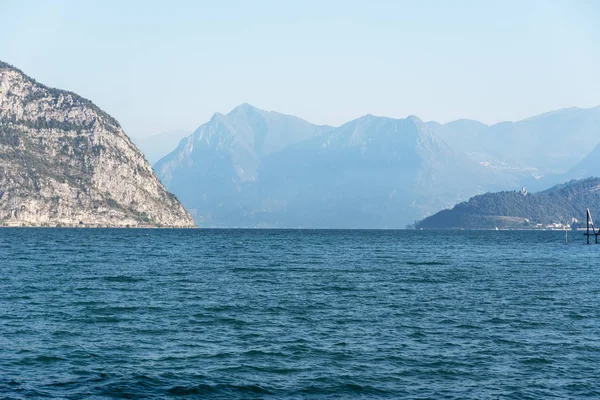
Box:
[1,229,599,399]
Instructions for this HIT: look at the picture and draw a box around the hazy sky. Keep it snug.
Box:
[1,0,599,138]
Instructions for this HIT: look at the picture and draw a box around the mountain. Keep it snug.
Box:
[0,61,195,227]
[568,142,600,180]
[154,103,333,226]
[132,130,191,164]
[415,178,600,230]
[154,104,600,228]
[256,115,519,228]
[156,107,515,228]
[430,107,600,181]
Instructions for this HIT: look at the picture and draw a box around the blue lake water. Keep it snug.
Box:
[1,228,599,399]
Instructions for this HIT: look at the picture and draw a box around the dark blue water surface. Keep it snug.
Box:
[1,229,599,399]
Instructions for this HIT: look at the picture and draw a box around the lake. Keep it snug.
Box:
[1,229,599,399]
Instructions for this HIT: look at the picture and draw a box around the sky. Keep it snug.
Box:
[1,0,599,138]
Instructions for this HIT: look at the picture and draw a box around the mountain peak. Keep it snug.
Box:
[406,115,423,123]
[354,114,424,125]
[210,112,224,121]
[229,103,261,115]
[351,114,392,125]
[0,60,14,70]
[444,118,488,127]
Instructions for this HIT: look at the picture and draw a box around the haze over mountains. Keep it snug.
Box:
[429,106,600,188]
[151,104,600,228]
[568,141,600,181]
[155,104,334,227]
[132,130,191,165]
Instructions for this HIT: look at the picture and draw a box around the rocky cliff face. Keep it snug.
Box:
[0,61,195,227]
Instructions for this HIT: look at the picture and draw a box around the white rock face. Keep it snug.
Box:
[0,62,195,227]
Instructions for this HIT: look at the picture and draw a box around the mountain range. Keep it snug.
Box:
[153,104,600,228]
[429,107,600,178]
[0,61,194,227]
[3,57,599,229]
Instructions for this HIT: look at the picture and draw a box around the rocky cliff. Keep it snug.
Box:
[0,61,195,227]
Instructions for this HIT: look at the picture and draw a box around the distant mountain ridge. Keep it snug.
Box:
[0,60,195,227]
[155,104,524,228]
[415,178,600,230]
[429,106,600,180]
[154,103,600,228]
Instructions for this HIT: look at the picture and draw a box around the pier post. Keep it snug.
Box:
[585,208,599,244]
[587,209,591,244]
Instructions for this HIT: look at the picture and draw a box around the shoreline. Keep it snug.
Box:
[0,224,196,229]
[0,226,582,231]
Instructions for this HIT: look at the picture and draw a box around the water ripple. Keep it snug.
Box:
[0,229,599,399]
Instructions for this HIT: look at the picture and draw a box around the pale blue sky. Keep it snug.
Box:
[1,0,599,138]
